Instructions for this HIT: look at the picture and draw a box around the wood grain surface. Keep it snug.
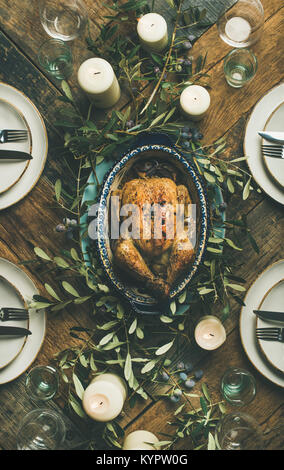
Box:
[0,0,283,450]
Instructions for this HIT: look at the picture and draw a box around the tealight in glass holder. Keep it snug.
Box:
[217,0,264,48]
[25,365,60,403]
[17,409,66,450]
[216,412,263,450]
[224,48,258,88]
[221,367,257,406]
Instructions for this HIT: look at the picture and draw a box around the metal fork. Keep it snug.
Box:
[0,307,29,322]
[262,144,284,159]
[0,129,28,144]
[256,327,284,343]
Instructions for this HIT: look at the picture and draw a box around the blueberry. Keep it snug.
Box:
[182,141,191,149]
[183,41,192,50]
[154,66,160,74]
[184,59,192,67]
[179,372,187,381]
[188,34,196,42]
[161,372,170,382]
[56,224,66,233]
[182,126,190,134]
[170,395,180,403]
[181,132,188,139]
[194,370,204,380]
[185,362,193,373]
[63,218,71,226]
[70,219,78,227]
[174,388,183,397]
[185,379,196,389]
[126,120,134,129]
[177,361,185,370]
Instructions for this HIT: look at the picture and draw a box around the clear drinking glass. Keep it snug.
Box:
[25,365,60,402]
[221,367,257,406]
[17,409,66,450]
[38,0,88,42]
[216,412,263,450]
[217,0,264,48]
[224,48,258,88]
[38,39,73,80]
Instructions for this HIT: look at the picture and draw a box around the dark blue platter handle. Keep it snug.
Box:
[130,132,174,150]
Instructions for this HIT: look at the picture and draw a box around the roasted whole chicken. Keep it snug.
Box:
[112,169,195,299]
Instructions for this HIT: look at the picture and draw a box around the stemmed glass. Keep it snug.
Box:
[216,412,264,450]
[16,409,66,450]
[38,0,88,42]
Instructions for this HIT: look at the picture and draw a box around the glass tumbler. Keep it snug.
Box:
[17,409,66,450]
[39,0,88,41]
[25,365,60,402]
[217,0,264,48]
[216,412,263,450]
[38,39,73,80]
[224,48,258,88]
[221,367,257,406]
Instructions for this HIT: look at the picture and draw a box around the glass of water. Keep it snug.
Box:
[38,0,88,42]
[216,412,263,450]
[38,39,73,80]
[221,367,257,406]
[224,48,258,88]
[25,365,60,402]
[17,409,66,450]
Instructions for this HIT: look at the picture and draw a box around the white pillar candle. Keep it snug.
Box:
[225,17,252,42]
[123,430,159,450]
[137,13,168,52]
[77,58,121,109]
[82,373,127,422]
[180,85,211,121]
[194,316,226,351]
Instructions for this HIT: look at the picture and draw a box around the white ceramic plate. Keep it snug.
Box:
[256,280,284,374]
[0,276,29,369]
[240,260,284,388]
[0,99,32,194]
[0,258,46,385]
[0,83,48,210]
[244,83,284,205]
[262,102,284,188]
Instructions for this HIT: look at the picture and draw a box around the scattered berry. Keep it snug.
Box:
[185,362,193,373]
[179,372,187,381]
[187,34,196,42]
[194,369,204,380]
[183,59,192,67]
[154,66,160,74]
[170,395,180,403]
[177,361,185,370]
[185,379,196,389]
[174,388,183,397]
[126,120,134,129]
[182,141,191,149]
[56,224,66,233]
[161,372,170,382]
[183,41,192,50]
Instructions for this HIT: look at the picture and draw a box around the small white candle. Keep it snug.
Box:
[180,85,211,121]
[123,430,159,450]
[82,373,127,422]
[194,316,226,351]
[77,58,121,109]
[225,17,252,43]
[137,13,168,52]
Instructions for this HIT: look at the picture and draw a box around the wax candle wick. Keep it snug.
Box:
[94,72,101,75]
[209,333,215,337]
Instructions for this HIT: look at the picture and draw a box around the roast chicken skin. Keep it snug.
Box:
[112,177,195,298]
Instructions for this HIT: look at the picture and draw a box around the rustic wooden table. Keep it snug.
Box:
[0,0,283,451]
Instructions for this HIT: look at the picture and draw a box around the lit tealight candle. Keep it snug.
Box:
[123,430,159,450]
[137,13,168,52]
[82,373,127,422]
[77,58,121,109]
[225,17,252,43]
[180,85,211,121]
[194,316,226,351]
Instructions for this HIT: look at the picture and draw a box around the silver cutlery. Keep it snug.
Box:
[0,326,31,337]
[256,327,284,343]
[0,150,32,161]
[253,310,284,323]
[258,131,284,145]
[261,144,284,159]
[0,308,29,322]
[0,129,28,144]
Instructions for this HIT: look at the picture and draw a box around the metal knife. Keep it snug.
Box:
[0,326,32,336]
[258,131,284,145]
[253,310,284,323]
[0,150,33,161]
